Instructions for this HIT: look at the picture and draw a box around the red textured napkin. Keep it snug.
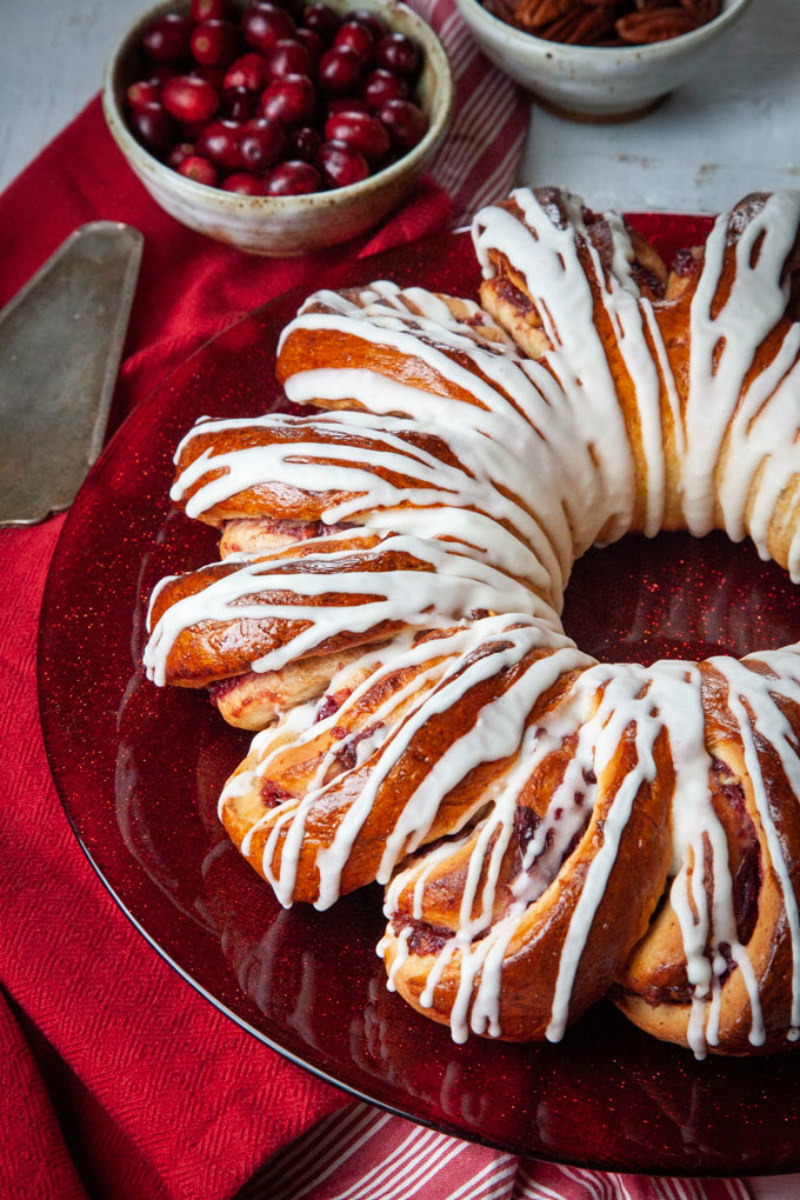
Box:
[0,20,782,1200]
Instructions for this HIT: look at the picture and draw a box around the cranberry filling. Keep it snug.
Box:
[314,686,352,722]
[396,917,452,957]
[256,516,355,541]
[625,760,763,1009]
[260,779,292,807]
[208,673,244,704]
[672,247,700,278]
[494,276,535,316]
[711,758,761,947]
[332,722,383,771]
[315,693,340,722]
[630,260,667,300]
[513,804,541,855]
[393,916,489,957]
[522,799,591,876]
[638,980,696,1007]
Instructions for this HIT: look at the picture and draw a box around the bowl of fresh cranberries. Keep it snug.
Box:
[103,0,454,254]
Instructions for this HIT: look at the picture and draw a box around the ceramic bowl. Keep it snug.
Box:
[452,0,753,121]
[103,0,454,255]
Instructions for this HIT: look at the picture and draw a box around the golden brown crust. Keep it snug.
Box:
[614,659,800,1055]
[384,723,675,1041]
[211,646,371,730]
[148,535,438,686]
[220,633,570,903]
[174,417,473,527]
[476,190,800,555]
[477,190,679,538]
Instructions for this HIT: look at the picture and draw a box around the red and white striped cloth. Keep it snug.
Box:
[235,1101,778,1200]
[409,0,529,220]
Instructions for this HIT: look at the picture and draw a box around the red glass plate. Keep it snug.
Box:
[38,216,800,1177]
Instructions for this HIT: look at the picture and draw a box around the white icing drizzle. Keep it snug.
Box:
[380,649,800,1051]
[683,192,800,553]
[319,632,584,908]
[145,189,800,1054]
[143,531,553,687]
[222,615,589,910]
[474,189,644,542]
[170,409,562,598]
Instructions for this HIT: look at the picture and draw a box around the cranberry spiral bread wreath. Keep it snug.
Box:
[143,188,800,1057]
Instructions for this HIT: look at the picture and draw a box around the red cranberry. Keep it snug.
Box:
[190,19,241,67]
[162,74,219,125]
[362,67,407,108]
[126,79,161,110]
[129,101,177,153]
[221,85,259,120]
[327,96,371,115]
[141,14,193,63]
[295,27,325,63]
[287,124,322,161]
[266,160,321,194]
[347,10,389,40]
[301,1,341,42]
[318,46,364,94]
[188,62,227,89]
[224,52,270,91]
[242,2,296,52]
[317,139,370,188]
[273,0,304,22]
[324,110,389,161]
[333,20,375,61]
[221,171,269,194]
[196,118,244,168]
[260,74,316,126]
[177,120,208,142]
[177,154,219,185]
[237,115,285,169]
[375,32,420,76]
[267,37,313,79]
[190,0,236,19]
[145,65,179,86]
[167,141,196,168]
[378,98,426,150]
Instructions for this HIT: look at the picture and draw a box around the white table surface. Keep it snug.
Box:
[1,0,798,212]
[2,6,800,1194]
[522,0,800,215]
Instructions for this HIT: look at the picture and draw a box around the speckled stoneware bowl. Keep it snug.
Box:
[452,0,753,121]
[103,0,454,255]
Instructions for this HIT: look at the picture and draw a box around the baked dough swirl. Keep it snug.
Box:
[144,189,800,1056]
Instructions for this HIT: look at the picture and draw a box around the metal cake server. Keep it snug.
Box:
[0,221,143,526]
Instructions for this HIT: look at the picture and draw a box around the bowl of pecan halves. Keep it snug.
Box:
[453,0,753,120]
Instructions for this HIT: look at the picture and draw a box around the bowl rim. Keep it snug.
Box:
[103,0,455,213]
[452,0,754,59]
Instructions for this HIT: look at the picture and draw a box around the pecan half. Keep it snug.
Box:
[565,6,619,41]
[681,0,721,19]
[616,6,700,40]
[539,9,586,38]
[501,0,716,43]
[515,0,580,28]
